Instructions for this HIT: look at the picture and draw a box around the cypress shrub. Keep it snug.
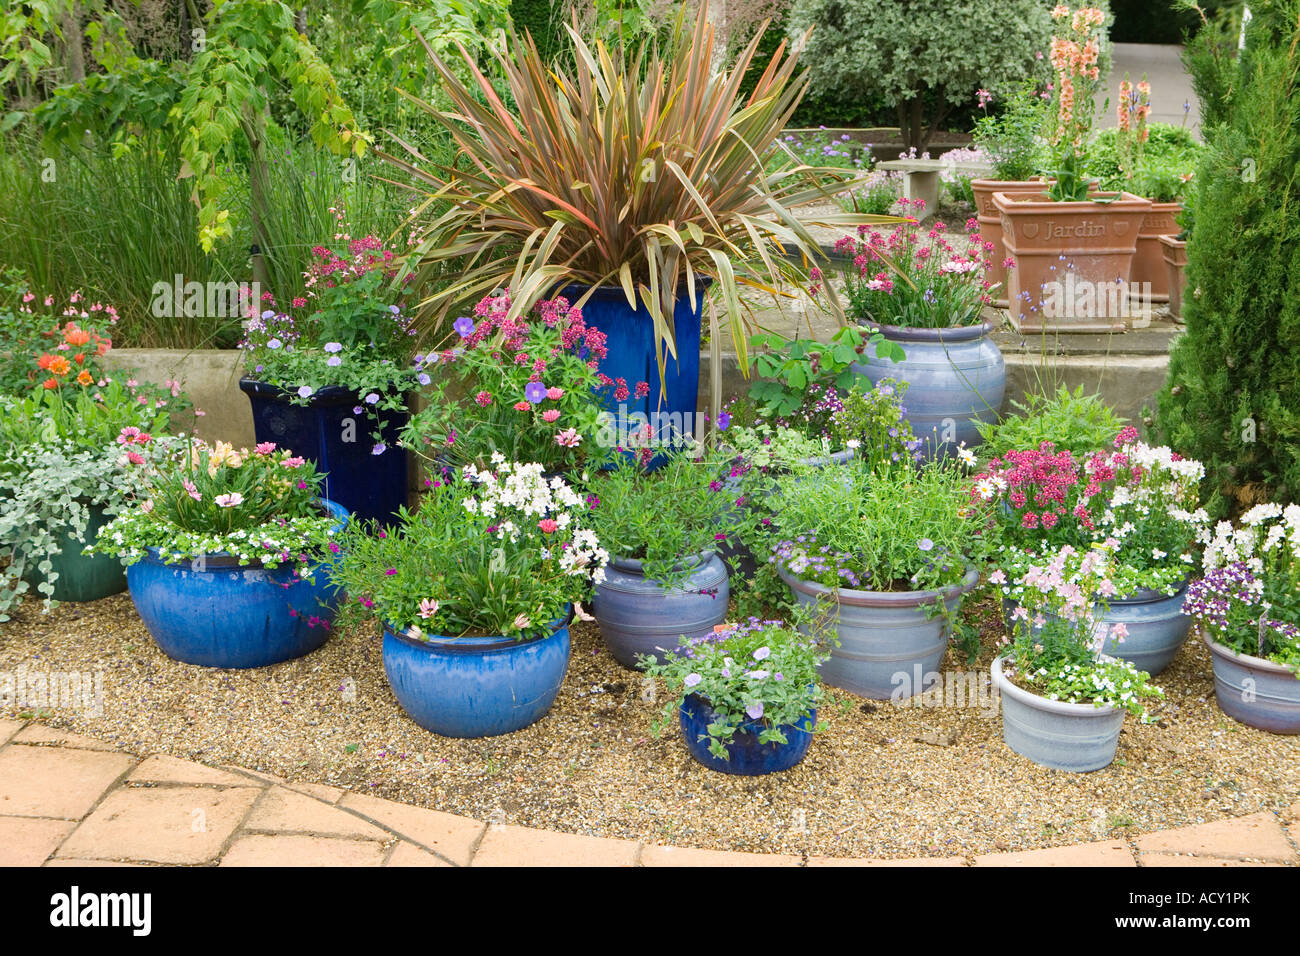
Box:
[1152,0,1300,514]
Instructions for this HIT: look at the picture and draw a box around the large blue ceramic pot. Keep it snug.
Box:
[679,694,816,775]
[126,499,349,669]
[240,379,409,523]
[1203,633,1300,734]
[559,284,704,447]
[593,553,729,669]
[382,609,572,738]
[850,321,1005,458]
[780,564,979,700]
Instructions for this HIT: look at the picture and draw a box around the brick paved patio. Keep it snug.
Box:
[1,718,1295,867]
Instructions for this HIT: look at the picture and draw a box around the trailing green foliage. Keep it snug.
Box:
[976,385,1128,461]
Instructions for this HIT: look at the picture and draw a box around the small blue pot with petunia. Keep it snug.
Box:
[679,694,816,775]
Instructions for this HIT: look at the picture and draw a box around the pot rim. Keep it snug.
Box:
[1158,234,1187,249]
[609,550,716,574]
[991,654,1123,716]
[385,605,574,651]
[859,319,996,342]
[140,497,350,568]
[1201,630,1300,678]
[240,376,389,408]
[991,189,1153,211]
[556,279,713,302]
[1111,578,1189,605]
[777,563,979,608]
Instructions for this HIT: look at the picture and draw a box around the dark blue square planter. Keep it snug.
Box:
[240,378,409,524]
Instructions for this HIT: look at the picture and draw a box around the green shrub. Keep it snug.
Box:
[1086,122,1202,195]
[1152,0,1300,514]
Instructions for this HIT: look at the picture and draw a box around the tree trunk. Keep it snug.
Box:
[241,102,273,296]
[61,4,85,84]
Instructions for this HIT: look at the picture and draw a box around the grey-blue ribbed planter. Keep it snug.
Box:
[1204,632,1300,734]
[778,564,979,700]
[593,552,730,669]
[1000,581,1192,676]
[850,320,1005,458]
[991,655,1125,772]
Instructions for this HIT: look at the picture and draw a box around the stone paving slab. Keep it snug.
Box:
[0,721,1295,867]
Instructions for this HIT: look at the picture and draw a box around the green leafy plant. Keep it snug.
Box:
[770,457,989,593]
[975,385,1127,460]
[0,382,171,619]
[972,79,1051,182]
[329,460,608,638]
[640,617,831,760]
[746,326,904,420]
[383,6,896,409]
[586,447,734,587]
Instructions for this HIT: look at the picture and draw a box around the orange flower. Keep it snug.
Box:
[37,353,55,370]
[76,369,94,386]
[64,327,91,347]
[74,352,85,364]
[42,377,59,390]
[48,356,71,376]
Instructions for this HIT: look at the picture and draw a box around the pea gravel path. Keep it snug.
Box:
[1,593,1296,860]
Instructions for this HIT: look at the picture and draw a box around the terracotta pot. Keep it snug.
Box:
[1130,202,1181,303]
[994,190,1153,332]
[1159,234,1188,321]
[970,179,1048,308]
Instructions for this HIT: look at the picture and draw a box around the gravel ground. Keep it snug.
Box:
[1,591,1297,860]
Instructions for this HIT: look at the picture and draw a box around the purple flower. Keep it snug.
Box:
[745,702,764,720]
[323,341,343,353]
[297,385,314,399]
[684,673,702,688]
[453,316,475,337]
[917,538,934,552]
[417,373,431,386]
[717,411,731,431]
[524,381,547,404]
[365,392,379,404]
[752,646,770,661]
[326,356,342,367]
[352,406,363,415]
[372,443,387,456]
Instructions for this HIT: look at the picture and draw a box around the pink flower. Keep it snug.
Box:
[546,386,563,400]
[182,480,202,501]
[475,390,493,407]
[417,598,439,619]
[255,442,277,454]
[554,428,582,448]
[214,493,243,508]
[538,518,558,534]
[542,409,560,423]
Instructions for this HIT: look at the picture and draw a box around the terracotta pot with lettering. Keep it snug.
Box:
[970,179,1049,308]
[1159,234,1189,322]
[1130,202,1181,303]
[993,190,1153,332]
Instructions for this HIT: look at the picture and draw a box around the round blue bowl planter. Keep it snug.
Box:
[1203,633,1300,734]
[991,655,1125,772]
[127,499,349,669]
[240,378,409,524]
[558,284,703,454]
[679,694,816,775]
[780,565,979,700]
[382,610,572,738]
[593,553,730,669]
[1000,582,1192,676]
[850,321,1005,458]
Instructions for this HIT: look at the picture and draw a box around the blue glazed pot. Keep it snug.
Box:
[780,564,978,700]
[1001,581,1192,676]
[593,553,730,669]
[991,655,1125,772]
[127,499,349,669]
[1204,633,1300,734]
[850,321,1005,458]
[240,378,409,524]
[382,610,572,738]
[679,694,816,775]
[558,284,704,451]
